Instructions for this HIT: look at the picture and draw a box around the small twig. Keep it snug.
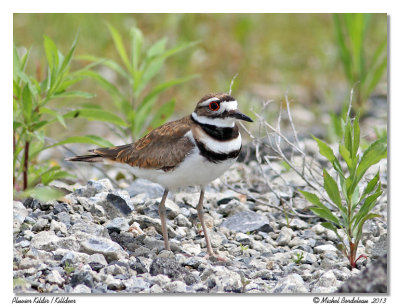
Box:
[253,112,305,156]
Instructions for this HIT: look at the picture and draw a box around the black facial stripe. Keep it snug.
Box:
[190,114,239,141]
[200,122,239,141]
[195,140,241,164]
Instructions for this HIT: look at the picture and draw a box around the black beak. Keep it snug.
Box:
[232,110,253,122]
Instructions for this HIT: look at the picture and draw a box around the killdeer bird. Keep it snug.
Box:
[67,93,253,257]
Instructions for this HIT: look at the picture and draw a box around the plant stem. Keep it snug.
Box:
[23,140,30,190]
[13,132,16,187]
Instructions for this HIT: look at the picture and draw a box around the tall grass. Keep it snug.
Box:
[333,13,387,114]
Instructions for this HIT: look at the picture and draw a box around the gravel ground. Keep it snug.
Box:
[13,149,387,294]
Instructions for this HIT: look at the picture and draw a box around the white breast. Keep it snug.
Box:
[129,132,239,190]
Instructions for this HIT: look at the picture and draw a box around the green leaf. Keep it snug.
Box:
[353,189,382,227]
[323,169,345,213]
[64,108,127,127]
[53,90,95,99]
[149,99,175,129]
[136,57,164,95]
[25,186,64,202]
[41,167,74,186]
[147,38,167,58]
[76,55,130,79]
[13,43,21,81]
[321,222,343,240]
[321,222,338,232]
[49,135,114,148]
[21,84,33,122]
[360,171,380,200]
[159,40,200,61]
[136,41,199,95]
[333,14,352,82]
[364,38,387,99]
[356,138,387,182]
[299,190,325,208]
[59,32,79,76]
[39,107,67,128]
[354,213,381,244]
[353,114,360,158]
[130,27,143,72]
[79,70,124,100]
[344,120,353,156]
[339,144,352,169]
[30,120,50,131]
[351,185,360,210]
[108,24,131,73]
[14,45,31,83]
[310,207,341,226]
[312,135,335,162]
[13,121,23,130]
[43,35,59,73]
[133,97,158,137]
[140,75,198,109]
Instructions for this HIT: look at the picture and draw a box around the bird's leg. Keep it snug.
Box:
[158,189,170,251]
[197,188,214,256]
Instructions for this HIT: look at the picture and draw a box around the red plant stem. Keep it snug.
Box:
[349,241,357,268]
[23,140,30,190]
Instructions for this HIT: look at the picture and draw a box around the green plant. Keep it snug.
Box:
[64,261,75,283]
[327,104,348,143]
[300,112,387,268]
[281,198,294,227]
[293,251,304,265]
[333,13,387,113]
[239,243,249,252]
[13,35,81,196]
[79,24,198,141]
[13,34,119,200]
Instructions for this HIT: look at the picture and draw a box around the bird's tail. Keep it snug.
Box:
[66,144,132,163]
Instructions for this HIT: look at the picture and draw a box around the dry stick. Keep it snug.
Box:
[254,101,336,209]
[253,112,305,156]
[265,110,320,217]
[239,119,317,218]
[284,94,307,175]
[285,94,301,148]
[228,73,239,95]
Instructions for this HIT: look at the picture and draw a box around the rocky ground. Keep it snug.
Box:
[13,151,388,294]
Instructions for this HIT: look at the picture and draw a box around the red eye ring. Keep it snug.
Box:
[209,101,220,111]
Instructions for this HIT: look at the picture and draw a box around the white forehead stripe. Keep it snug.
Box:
[222,100,238,111]
[198,97,220,107]
[191,112,235,128]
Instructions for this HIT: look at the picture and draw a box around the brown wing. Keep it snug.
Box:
[89,116,194,171]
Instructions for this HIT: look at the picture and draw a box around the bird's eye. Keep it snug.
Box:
[209,101,220,111]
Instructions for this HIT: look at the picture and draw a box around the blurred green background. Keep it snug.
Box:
[13,13,387,139]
